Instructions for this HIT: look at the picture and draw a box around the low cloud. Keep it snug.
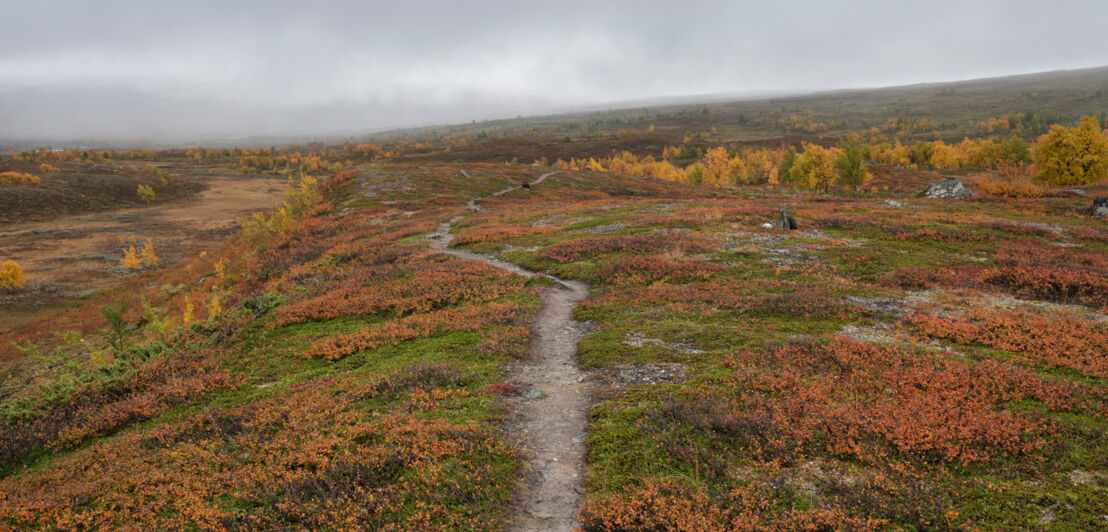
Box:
[2,0,1106,142]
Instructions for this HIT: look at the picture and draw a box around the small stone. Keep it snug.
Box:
[1069,469,1095,486]
[525,389,543,399]
[884,199,904,207]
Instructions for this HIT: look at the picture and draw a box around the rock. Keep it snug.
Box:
[769,205,798,230]
[1090,196,1108,217]
[1064,188,1088,197]
[884,199,904,207]
[1038,507,1056,525]
[587,222,626,234]
[524,468,548,486]
[845,296,911,318]
[923,178,975,199]
[1069,469,1095,486]
[604,362,690,388]
[623,332,704,354]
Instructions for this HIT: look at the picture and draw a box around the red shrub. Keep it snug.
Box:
[275,257,524,326]
[599,255,723,284]
[980,243,1108,308]
[910,308,1108,378]
[450,224,557,246]
[580,478,887,532]
[670,339,1099,466]
[306,302,527,361]
[539,233,720,262]
[883,265,983,290]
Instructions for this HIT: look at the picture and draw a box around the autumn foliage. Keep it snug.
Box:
[0,367,513,530]
[1033,115,1108,185]
[539,233,720,263]
[980,243,1108,309]
[910,308,1108,378]
[0,260,26,290]
[1,120,1107,529]
[274,258,524,327]
[306,302,527,361]
[0,171,40,187]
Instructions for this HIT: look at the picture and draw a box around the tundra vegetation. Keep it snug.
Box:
[0,76,1106,529]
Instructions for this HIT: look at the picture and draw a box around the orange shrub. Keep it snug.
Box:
[580,479,887,531]
[910,308,1108,378]
[540,233,720,263]
[586,278,848,319]
[976,177,1049,198]
[0,171,40,186]
[649,338,1096,470]
[0,260,25,290]
[0,367,512,530]
[306,302,527,360]
[0,349,237,470]
[274,258,524,327]
[599,255,723,284]
[980,243,1108,308]
[450,224,557,246]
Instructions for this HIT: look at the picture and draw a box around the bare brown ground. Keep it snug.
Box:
[0,175,287,332]
[429,172,593,532]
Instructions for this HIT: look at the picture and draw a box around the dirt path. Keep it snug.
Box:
[429,172,594,532]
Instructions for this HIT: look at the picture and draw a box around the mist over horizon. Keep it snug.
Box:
[3,0,1108,145]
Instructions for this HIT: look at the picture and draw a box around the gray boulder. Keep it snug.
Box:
[770,205,798,230]
[1090,196,1108,217]
[923,178,975,199]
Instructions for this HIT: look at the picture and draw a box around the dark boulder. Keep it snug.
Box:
[1090,196,1108,217]
[770,205,798,230]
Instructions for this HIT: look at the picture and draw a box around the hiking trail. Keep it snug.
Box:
[428,171,592,531]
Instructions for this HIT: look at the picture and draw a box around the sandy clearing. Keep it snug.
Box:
[0,175,286,331]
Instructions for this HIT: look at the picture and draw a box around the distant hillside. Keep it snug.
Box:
[375,66,1108,144]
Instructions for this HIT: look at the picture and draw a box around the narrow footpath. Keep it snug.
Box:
[428,171,592,531]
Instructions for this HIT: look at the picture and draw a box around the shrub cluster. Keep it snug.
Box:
[0,171,40,186]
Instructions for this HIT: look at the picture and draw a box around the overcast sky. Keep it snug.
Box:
[2,0,1106,142]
